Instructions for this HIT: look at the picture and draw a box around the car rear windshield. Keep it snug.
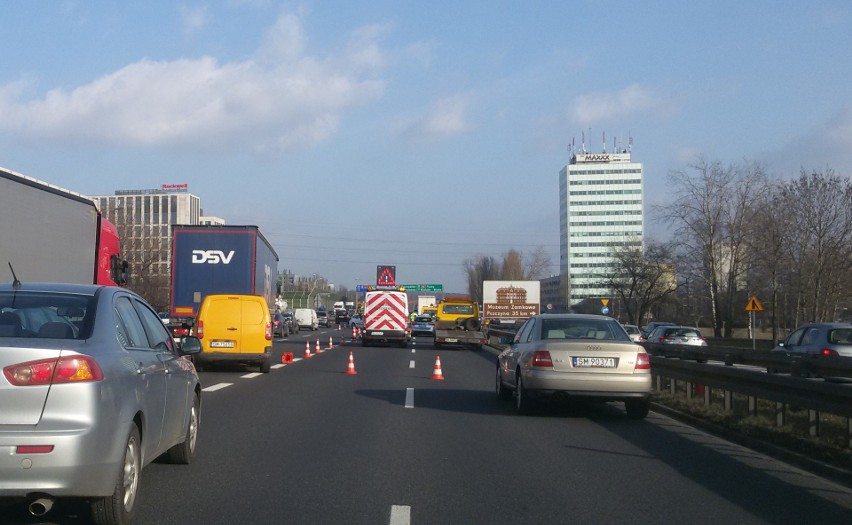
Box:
[0,291,95,340]
[828,329,852,345]
[541,319,630,341]
[663,327,702,338]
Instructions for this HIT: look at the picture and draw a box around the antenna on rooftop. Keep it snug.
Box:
[602,130,606,153]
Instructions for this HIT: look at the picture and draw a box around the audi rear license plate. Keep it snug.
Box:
[210,340,235,348]
[572,357,617,368]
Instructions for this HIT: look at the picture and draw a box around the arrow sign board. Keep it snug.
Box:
[745,296,764,311]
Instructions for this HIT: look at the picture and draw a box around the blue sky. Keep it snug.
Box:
[2,1,851,293]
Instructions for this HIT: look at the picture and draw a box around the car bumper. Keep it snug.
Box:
[0,421,129,497]
[520,368,651,399]
[196,349,271,365]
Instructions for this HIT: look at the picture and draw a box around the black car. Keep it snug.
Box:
[282,312,299,334]
[334,309,350,325]
[272,313,289,338]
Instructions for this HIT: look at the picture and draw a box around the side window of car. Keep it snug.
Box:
[133,299,175,353]
[801,328,820,346]
[114,297,149,349]
[785,328,806,346]
[514,320,531,344]
[525,319,538,343]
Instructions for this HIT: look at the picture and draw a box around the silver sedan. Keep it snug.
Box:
[496,314,652,418]
[0,282,202,523]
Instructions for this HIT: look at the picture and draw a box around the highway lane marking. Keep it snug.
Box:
[409,360,415,368]
[411,348,415,353]
[389,505,411,525]
[404,388,414,409]
[202,383,233,392]
[241,372,263,378]
[271,364,286,369]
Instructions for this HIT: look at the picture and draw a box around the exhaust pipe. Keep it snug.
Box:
[28,496,55,517]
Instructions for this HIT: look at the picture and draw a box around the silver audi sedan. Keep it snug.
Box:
[496,314,652,418]
[0,282,202,523]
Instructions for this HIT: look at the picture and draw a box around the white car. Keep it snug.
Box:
[622,324,643,342]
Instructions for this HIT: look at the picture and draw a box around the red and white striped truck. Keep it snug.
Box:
[362,290,410,347]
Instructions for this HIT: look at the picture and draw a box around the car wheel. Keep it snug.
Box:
[260,356,271,374]
[168,395,200,464]
[91,425,141,525]
[625,398,650,419]
[496,365,511,400]
[515,373,532,415]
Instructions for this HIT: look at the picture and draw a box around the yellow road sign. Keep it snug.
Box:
[745,296,763,312]
[601,299,609,306]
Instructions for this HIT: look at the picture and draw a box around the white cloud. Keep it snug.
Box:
[0,11,386,153]
[765,106,852,176]
[399,95,472,142]
[178,5,209,37]
[567,84,670,126]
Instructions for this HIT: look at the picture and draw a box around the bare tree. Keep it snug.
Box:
[596,239,679,325]
[464,255,501,304]
[779,168,852,323]
[656,157,768,337]
[464,247,552,303]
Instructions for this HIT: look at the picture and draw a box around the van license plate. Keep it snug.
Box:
[372,331,384,336]
[210,341,235,348]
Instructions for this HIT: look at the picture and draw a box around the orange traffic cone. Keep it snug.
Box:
[304,341,312,359]
[351,326,356,339]
[431,355,445,380]
[315,339,321,353]
[329,337,334,349]
[281,352,294,364]
[345,352,358,375]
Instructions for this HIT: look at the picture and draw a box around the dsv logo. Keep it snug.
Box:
[191,250,235,264]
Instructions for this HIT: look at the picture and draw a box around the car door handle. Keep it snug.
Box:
[227,327,238,331]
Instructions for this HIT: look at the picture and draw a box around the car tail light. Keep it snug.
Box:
[638,336,646,342]
[4,356,104,386]
[658,336,670,342]
[16,445,54,454]
[196,320,204,339]
[265,322,272,340]
[531,350,553,368]
[821,348,839,357]
[174,327,189,336]
[635,352,651,370]
[274,319,281,327]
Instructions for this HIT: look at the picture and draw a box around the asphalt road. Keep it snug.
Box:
[7,327,852,524]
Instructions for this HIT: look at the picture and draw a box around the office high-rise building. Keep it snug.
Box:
[559,151,644,305]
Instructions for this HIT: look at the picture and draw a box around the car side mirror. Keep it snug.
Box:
[179,336,202,355]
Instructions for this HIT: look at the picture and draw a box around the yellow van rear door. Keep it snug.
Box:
[240,299,265,354]
[207,296,242,353]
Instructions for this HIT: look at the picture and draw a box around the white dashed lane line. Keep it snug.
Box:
[389,505,411,525]
[409,360,415,369]
[405,388,414,409]
[202,383,233,392]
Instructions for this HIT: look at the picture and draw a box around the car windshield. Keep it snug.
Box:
[828,328,852,345]
[541,318,630,341]
[0,291,95,339]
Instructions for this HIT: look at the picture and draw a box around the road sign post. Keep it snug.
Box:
[745,295,764,350]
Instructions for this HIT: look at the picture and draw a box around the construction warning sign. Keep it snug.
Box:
[376,265,397,287]
[745,296,764,312]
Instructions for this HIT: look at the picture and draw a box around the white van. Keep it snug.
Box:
[294,308,318,330]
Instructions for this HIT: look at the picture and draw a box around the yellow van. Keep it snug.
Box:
[194,294,273,373]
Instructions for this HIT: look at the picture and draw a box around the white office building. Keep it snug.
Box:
[559,151,644,304]
[93,185,203,280]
